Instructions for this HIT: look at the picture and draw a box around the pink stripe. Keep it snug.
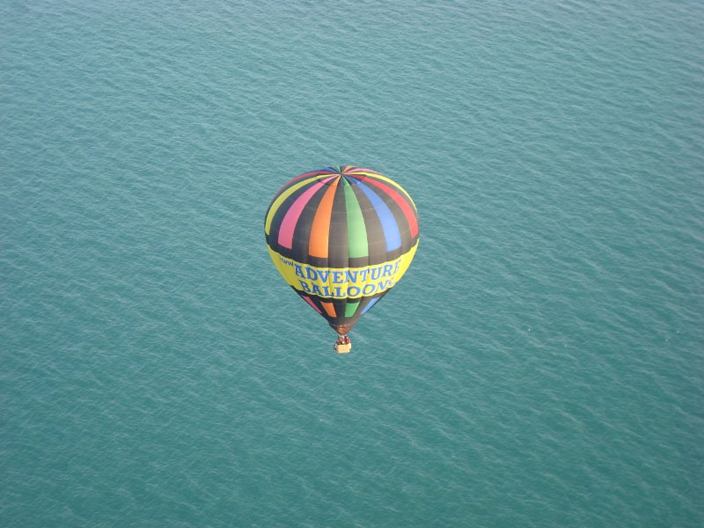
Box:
[302,296,322,313]
[278,176,335,249]
[272,169,334,198]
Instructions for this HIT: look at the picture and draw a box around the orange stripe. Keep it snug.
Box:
[308,179,339,258]
[320,301,336,317]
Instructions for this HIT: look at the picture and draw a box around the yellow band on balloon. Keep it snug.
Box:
[267,242,418,300]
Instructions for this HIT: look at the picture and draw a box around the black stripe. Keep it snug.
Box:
[291,290,390,330]
[290,184,328,265]
[266,185,307,259]
[327,181,349,268]
[371,175,420,252]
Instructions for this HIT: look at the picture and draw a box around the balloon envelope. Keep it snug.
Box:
[264,166,420,334]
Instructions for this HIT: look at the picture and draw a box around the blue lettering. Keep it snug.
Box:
[377,279,393,291]
[298,280,311,293]
[393,259,401,274]
[295,265,304,278]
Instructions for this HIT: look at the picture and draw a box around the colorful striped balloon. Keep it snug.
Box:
[264,166,420,336]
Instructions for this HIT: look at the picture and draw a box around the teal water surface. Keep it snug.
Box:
[2,1,703,526]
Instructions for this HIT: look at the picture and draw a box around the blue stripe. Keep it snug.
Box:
[361,297,380,314]
[356,182,402,251]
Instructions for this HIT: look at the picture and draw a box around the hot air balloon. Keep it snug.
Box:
[264,166,420,352]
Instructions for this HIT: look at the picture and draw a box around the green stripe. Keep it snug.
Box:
[343,179,368,258]
[345,302,360,317]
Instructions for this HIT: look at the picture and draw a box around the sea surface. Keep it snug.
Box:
[2,1,703,526]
